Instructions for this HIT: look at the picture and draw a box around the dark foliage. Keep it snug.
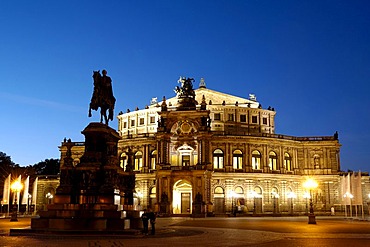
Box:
[0,152,60,198]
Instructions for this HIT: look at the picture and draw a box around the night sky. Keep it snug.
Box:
[1,0,369,172]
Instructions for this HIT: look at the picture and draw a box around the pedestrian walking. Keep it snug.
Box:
[141,209,149,235]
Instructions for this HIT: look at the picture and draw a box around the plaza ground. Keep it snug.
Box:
[0,216,369,246]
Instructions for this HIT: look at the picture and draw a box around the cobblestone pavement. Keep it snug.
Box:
[0,216,369,247]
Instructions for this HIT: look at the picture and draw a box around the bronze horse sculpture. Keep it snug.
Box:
[89,70,116,125]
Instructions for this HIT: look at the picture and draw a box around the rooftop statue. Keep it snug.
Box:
[89,70,116,125]
[174,76,196,98]
[174,76,198,110]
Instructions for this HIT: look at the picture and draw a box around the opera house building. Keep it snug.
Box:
[58,77,370,217]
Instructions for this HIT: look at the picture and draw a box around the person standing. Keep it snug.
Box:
[148,210,156,235]
[141,209,149,235]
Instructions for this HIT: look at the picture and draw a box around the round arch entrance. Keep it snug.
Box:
[172,180,192,214]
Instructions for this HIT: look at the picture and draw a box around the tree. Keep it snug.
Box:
[33,159,60,175]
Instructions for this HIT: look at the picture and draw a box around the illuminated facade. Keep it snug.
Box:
[59,78,370,216]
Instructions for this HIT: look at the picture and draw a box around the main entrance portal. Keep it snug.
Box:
[173,180,192,214]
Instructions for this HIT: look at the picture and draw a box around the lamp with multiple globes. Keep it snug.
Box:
[303,178,318,224]
[10,181,23,222]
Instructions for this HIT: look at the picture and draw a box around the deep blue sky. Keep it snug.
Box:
[1,0,369,172]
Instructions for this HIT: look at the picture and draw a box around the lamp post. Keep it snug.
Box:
[10,180,23,222]
[303,192,310,215]
[303,178,318,224]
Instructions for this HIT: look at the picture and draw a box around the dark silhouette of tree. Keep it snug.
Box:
[0,152,60,200]
[33,159,60,175]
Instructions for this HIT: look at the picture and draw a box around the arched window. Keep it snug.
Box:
[149,187,157,210]
[235,186,244,195]
[213,149,224,169]
[252,150,261,169]
[268,151,278,170]
[120,152,127,169]
[252,186,263,198]
[150,150,157,170]
[233,150,243,169]
[134,151,143,171]
[214,186,224,198]
[284,153,292,171]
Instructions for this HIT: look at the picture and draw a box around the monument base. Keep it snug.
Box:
[28,122,137,233]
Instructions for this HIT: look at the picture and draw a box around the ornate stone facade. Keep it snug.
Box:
[59,78,370,216]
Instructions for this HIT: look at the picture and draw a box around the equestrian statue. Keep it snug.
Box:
[89,70,116,125]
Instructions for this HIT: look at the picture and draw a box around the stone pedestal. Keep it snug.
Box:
[31,123,136,232]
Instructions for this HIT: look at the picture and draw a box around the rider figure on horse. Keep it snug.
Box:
[89,69,116,125]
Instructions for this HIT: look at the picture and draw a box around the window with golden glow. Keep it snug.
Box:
[233,150,243,169]
[120,153,127,169]
[284,153,292,171]
[134,151,143,171]
[150,150,157,170]
[213,149,224,169]
[252,150,261,169]
[214,186,224,198]
[269,151,278,170]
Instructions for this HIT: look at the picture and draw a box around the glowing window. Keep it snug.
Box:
[284,153,292,171]
[252,150,261,169]
[150,150,157,170]
[269,151,278,170]
[120,153,127,170]
[233,150,243,169]
[213,149,224,169]
[134,151,143,171]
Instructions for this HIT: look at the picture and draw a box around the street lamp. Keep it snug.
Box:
[303,178,318,224]
[287,192,297,215]
[10,180,23,222]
